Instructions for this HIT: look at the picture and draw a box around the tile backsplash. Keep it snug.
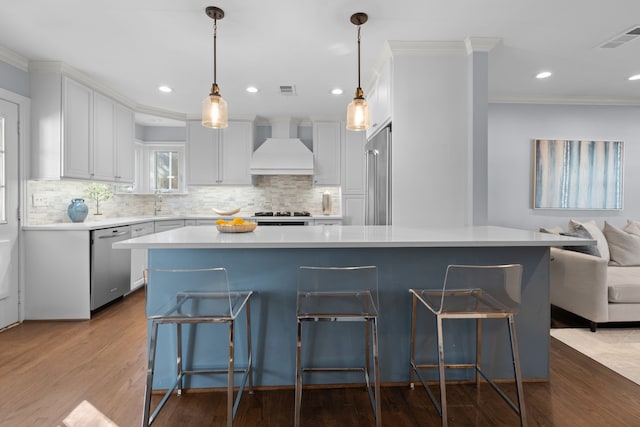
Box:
[27,176,341,224]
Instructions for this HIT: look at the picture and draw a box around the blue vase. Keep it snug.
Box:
[67,198,89,223]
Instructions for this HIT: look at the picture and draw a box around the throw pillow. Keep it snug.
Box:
[569,219,610,262]
[539,226,563,234]
[602,221,640,266]
[560,228,601,257]
[624,219,640,236]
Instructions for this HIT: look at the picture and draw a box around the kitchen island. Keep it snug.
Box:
[115,225,589,389]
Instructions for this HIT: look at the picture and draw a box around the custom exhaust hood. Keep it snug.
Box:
[250,118,314,175]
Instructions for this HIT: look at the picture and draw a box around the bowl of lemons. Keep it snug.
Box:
[216,217,257,233]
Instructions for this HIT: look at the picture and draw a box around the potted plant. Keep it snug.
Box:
[86,183,114,215]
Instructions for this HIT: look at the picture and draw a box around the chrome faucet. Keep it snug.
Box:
[154,190,163,216]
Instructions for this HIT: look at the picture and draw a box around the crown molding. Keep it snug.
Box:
[387,40,467,56]
[0,45,29,71]
[135,105,187,122]
[490,95,640,106]
[465,37,502,54]
[28,61,139,109]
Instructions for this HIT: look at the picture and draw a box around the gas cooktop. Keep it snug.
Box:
[254,211,311,217]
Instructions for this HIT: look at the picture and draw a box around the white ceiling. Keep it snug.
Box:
[2,0,640,125]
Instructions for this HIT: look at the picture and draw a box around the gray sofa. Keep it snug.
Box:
[550,247,640,331]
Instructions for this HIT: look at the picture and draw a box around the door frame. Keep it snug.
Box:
[0,87,30,323]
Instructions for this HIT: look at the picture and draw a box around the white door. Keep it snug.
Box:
[0,98,19,330]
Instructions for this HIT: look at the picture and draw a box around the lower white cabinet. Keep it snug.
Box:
[130,221,154,291]
[24,230,92,319]
[154,219,185,232]
[313,218,343,225]
[342,194,365,225]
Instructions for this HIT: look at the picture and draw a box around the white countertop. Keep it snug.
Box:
[113,225,593,250]
[22,215,343,231]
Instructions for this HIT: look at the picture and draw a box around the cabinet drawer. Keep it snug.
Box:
[154,220,185,232]
[131,221,155,237]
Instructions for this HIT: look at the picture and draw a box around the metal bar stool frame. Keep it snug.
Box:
[409,264,527,427]
[295,266,382,427]
[142,268,253,427]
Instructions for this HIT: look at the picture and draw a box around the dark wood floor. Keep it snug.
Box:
[2,290,640,426]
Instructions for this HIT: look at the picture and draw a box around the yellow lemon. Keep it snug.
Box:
[216,219,226,225]
[232,217,244,225]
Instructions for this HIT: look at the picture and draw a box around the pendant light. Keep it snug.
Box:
[346,12,370,131]
[202,6,228,129]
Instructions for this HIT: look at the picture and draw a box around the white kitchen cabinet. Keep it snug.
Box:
[342,194,365,225]
[312,121,341,185]
[92,91,116,181]
[114,103,135,182]
[30,67,135,182]
[187,120,253,185]
[313,218,343,225]
[130,221,154,291]
[62,77,93,179]
[154,219,185,233]
[341,127,366,194]
[366,59,392,140]
[24,230,91,319]
[196,219,220,225]
[92,92,135,182]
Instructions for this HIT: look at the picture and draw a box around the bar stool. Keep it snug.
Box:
[142,267,253,427]
[409,264,527,427]
[295,265,381,427]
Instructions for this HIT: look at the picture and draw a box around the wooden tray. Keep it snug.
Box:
[216,222,257,233]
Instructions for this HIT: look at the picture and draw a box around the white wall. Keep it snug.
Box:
[392,54,469,226]
[488,103,640,231]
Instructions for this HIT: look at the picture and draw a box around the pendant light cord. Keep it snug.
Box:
[357,25,361,90]
[213,19,218,86]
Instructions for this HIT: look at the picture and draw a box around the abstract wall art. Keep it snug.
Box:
[532,139,623,209]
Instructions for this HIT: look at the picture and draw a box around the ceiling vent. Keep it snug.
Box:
[279,85,297,96]
[599,26,640,48]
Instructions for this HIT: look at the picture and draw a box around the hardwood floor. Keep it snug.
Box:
[2,290,640,426]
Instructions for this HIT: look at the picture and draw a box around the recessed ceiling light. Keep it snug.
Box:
[246,86,259,93]
[158,85,173,93]
[536,71,552,79]
[331,88,343,95]
[628,74,640,81]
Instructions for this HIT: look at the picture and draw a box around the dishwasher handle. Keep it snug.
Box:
[98,231,130,238]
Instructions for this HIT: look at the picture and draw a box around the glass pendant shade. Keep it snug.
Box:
[346,96,370,131]
[202,92,228,129]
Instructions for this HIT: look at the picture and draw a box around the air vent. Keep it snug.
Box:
[279,85,297,96]
[599,26,640,48]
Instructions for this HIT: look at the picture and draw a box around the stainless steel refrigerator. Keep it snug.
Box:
[364,125,391,225]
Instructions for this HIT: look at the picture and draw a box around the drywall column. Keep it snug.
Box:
[389,41,469,227]
[466,38,501,225]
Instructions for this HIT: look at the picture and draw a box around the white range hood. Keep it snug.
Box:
[250,118,314,175]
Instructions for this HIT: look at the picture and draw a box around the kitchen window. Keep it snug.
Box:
[116,141,186,194]
[154,150,180,191]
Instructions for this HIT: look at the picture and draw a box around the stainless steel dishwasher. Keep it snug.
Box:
[90,225,132,310]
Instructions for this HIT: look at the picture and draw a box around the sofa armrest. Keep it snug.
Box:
[550,247,609,323]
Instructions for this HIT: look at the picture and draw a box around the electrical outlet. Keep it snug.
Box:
[32,194,47,207]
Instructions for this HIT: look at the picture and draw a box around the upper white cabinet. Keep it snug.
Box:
[114,103,135,182]
[187,120,254,185]
[341,127,366,194]
[61,77,93,179]
[312,121,341,185]
[30,67,135,182]
[366,59,392,140]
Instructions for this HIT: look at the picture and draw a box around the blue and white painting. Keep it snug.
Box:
[533,139,623,209]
